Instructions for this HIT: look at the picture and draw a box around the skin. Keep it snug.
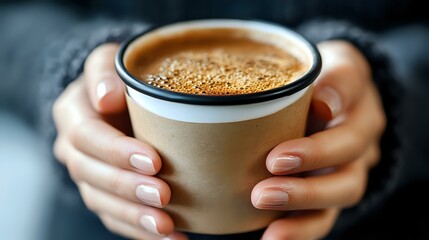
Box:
[52,40,386,240]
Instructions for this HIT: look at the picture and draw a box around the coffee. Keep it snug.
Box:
[116,19,321,234]
[125,29,307,95]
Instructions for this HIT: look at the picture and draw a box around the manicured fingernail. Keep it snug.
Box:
[314,86,342,117]
[140,215,162,235]
[256,188,288,209]
[136,185,162,207]
[96,79,115,101]
[130,154,156,175]
[271,155,301,173]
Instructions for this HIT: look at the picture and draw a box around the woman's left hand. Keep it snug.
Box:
[251,40,386,240]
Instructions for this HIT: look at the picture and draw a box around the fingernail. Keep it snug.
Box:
[130,154,156,175]
[256,188,288,209]
[136,185,162,207]
[271,155,301,174]
[314,86,342,117]
[140,215,162,235]
[96,79,115,101]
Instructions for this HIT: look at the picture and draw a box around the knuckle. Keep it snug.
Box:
[348,128,368,159]
[100,215,115,232]
[306,137,324,169]
[106,135,126,166]
[109,170,125,196]
[53,137,66,164]
[376,111,387,136]
[52,96,67,124]
[85,43,118,70]
[369,86,387,137]
[349,186,365,207]
[268,221,298,240]
[84,48,98,70]
[118,206,130,224]
[119,205,139,227]
[300,180,316,209]
[335,41,371,78]
[80,185,98,212]
[367,145,381,169]
[69,120,92,147]
[335,59,355,74]
[318,223,333,240]
[69,119,99,148]
[68,129,80,150]
[52,81,80,123]
[371,147,381,165]
[326,58,358,80]
[346,172,366,207]
[52,98,61,119]
[66,157,82,183]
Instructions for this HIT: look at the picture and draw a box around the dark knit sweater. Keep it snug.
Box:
[1,0,423,239]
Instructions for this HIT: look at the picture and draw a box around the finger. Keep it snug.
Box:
[53,135,68,165]
[71,118,161,175]
[99,214,188,240]
[79,183,173,236]
[267,86,385,175]
[262,208,339,240]
[67,148,170,208]
[312,41,370,120]
[52,76,159,175]
[253,151,371,210]
[84,43,125,113]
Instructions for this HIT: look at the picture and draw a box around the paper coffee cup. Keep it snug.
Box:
[115,19,321,234]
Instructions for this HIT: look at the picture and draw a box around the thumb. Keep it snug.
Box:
[84,43,125,114]
[312,40,371,120]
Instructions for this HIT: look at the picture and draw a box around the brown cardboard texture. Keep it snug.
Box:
[125,87,312,234]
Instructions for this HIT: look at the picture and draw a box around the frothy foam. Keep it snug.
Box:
[127,28,307,95]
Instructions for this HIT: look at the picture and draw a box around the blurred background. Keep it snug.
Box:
[0,111,56,240]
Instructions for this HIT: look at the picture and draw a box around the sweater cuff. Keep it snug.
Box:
[297,19,402,236]
[38,20,149,186]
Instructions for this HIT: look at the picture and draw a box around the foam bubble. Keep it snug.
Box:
[142,48,304,95]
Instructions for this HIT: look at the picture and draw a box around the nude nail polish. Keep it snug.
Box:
[256,188,288,209]
[130,154,156,175]
[136,185,162,207]
[271,155,301,173]
[140,215,162,235]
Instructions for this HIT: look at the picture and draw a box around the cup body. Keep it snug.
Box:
[115,19,321,234]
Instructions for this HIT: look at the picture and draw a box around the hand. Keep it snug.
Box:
[52,43,187,240]
[251,40,386,240]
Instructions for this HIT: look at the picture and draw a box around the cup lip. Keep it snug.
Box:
[115,19,321,106]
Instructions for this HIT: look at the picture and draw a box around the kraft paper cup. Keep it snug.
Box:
[115,19,321,234]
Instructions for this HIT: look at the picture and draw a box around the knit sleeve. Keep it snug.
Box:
[37,19,149,186]
[297,19,402,237]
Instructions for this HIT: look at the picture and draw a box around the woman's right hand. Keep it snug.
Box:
[52,43,187,240]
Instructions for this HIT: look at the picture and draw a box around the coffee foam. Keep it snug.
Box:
[126,28,307,95]
[143,48,304,94]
